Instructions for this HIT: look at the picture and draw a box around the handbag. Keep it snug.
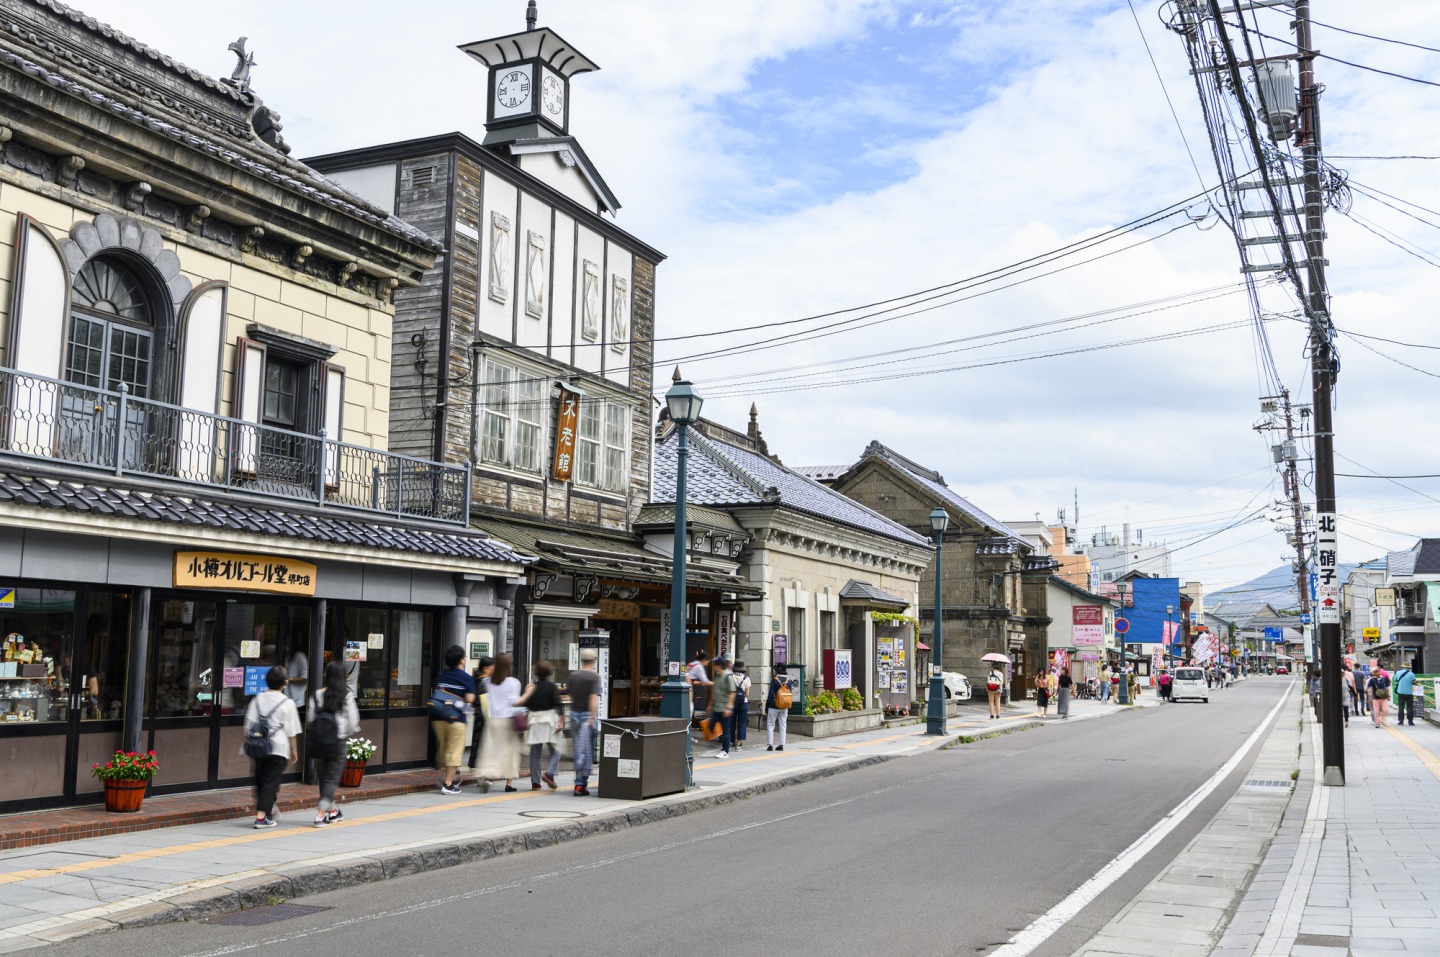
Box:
[512,709,530,733]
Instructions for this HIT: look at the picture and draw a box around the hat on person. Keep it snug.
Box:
[775,663,788,675]
[732,660,747,673]
[579,648,598,662]
[714,656,730,667]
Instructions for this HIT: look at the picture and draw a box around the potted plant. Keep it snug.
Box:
[91,750,159,812]
[341,737,376,788]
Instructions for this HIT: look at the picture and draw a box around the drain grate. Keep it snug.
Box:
[519,810,587,819]
[1244,779,1290,788]
[207,904,331,925]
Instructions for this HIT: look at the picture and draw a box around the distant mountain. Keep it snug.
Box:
[1209,563,1362,612]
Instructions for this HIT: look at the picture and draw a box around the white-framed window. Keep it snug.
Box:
[479,359,546,473]
[575,397,630,493]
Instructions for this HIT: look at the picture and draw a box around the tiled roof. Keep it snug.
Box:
[977,537,1021,556]
[0,471,530,565]
[469,513,760,596]
[856,443,1024,543]
[1411,539,1440,576]
[793,465,850,483]
[632,504,748,536]
[1389,548,1417,579]
[838,579,909,607]
[652,431,930,548]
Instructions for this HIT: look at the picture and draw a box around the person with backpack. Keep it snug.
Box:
[515,659,563,790]
[986,665,1005,718]
[430,645,476,795]
[730,661,752,750]
[241,666,301,829]
[766,664,791,751]
[1368,667,1391,728]
[1395,663,1418,727]
[308,660,360,827]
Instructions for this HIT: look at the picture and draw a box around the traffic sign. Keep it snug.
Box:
[1299,614,1311,624]
[1113,617,1130,635]
[1362,627,1380,640]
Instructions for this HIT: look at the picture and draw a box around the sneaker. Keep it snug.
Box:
[776,745,784,751]
[326,809,344,823]
[440,783,461,795]
[766,745,774,752]
[531,783,542,790]
[715,751,729,759]
[574,786,591,797]
[313,817,331,828]
[542,773,557,790]
[253,817,277,829]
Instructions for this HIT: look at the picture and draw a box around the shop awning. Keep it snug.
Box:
[916,642,930,651]
[471,514,761,598]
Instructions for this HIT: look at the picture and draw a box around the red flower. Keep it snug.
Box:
[105,762,113,769]
[148,750,156,756]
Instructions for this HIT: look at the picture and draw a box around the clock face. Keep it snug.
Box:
[496,69,532,110]
[541,72,565,119]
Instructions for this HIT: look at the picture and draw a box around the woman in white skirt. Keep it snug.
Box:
[477,653,522,792]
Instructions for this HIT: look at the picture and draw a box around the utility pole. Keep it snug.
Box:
[1256,388,1312,663]
[1295,0,1344,786]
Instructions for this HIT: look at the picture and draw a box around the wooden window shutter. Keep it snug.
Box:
[321,362,345,483]
[231,336,266,473]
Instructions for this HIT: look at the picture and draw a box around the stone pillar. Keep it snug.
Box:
[123,587,151,754]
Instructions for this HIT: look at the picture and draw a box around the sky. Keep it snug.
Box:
[71,0,1440,592]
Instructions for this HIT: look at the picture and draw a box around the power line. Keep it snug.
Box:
[1127,0,1209,190]
[1338,473,1440,480]
[1226,20,1440,89]
[1329,155,1440,161]
[1310,19,1440,56]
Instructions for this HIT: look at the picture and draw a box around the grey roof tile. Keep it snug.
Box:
[838,579,908,606]
[652,431,930,547]
[0,470,531,566]
[858,444,1023,542]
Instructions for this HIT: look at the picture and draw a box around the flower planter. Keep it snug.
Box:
[339,759,367,788]
[103,778,148,813]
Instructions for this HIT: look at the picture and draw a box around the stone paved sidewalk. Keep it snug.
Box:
[1211,696,1440,957]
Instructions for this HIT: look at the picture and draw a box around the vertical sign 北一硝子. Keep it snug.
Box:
[552,383,581,482]
[1316,513,1340,624]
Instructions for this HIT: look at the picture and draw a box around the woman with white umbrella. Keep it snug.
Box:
[981,653,1009,720]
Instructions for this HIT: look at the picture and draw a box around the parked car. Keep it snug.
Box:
[941,672,972,700]
[1170,666,1209,703]
[1275,666,1290,675]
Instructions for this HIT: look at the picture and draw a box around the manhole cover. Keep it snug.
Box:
[1244,779,1290,788]
[518,810,587,819]
[207,904,331,925]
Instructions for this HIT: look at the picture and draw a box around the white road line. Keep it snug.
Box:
[988,681,1296,957]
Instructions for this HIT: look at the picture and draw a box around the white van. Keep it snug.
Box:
[1170,667,1209,703]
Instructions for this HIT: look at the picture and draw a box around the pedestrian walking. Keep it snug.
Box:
[1130,669,1142,700]
[1367,667,1391,728]
[466,656,494,773]
[1307,667,1322,719]
[1034,668,1050,716]
[516,659,563,790]
[567,648,601,796]
[1057,669,1072,718]
[308,661,359,826]
[1395,662,1418,727]
[476,653,521,792]
[430,646,476,795]
[986,664,1004,718]
[1205,667,1214,690]
[766,665,791,750]
[1157,669,1172,701]
[1100,665,1112,703]
[687,649,712,723]
[242,666,301,828]
[730,661,752,750]
[707,657,737,758]
[1341,663,1357,727]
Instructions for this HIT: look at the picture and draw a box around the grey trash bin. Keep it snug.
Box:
[597,716,687,800]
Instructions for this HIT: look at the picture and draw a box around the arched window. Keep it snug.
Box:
[65,257,154,398]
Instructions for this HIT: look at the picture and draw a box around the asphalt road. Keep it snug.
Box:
[46,677,1291,957]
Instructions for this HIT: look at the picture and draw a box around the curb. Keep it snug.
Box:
[32,752,898,945]
[947,720,1045,746]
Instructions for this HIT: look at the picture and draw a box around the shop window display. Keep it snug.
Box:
[152,600,217,716]
[0,589,76,724]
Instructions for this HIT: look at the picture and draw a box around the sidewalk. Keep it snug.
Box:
[1208,703,1440,957]
[0,699,1121,951]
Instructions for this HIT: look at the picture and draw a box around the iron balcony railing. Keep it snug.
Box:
[0,366,471,525]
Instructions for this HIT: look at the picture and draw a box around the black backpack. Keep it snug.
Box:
[308,697,344,759]
[243,700,279,758]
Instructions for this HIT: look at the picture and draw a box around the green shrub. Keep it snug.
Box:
[806,690,843,716]
[841,687,865,711]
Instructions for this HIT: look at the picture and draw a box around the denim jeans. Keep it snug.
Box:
[710,711,732,753]
[730,698,749,746]
[570,711,594,787]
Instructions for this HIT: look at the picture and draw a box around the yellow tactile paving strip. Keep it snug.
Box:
[0,789,542,885]
[1384,725,1440,781]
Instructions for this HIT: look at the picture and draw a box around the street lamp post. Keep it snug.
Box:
[662,370,703,788]
[1166,604,1175,670]
[926,507,950,736]
[1115,581,1130,705]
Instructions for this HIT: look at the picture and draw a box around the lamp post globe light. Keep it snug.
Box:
[662,369,703,786]
[926,507,950,735]
[1115,581,1129,705]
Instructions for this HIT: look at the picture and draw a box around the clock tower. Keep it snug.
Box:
[460,1,599,146]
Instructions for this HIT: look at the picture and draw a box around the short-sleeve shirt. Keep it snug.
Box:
[240,690,302,760]
[567,668,601,714]
[436,667,476,699]
[686,661,709,685]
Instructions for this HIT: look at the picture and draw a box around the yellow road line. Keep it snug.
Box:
[0,789,541,885]
[1384,726,1440,782]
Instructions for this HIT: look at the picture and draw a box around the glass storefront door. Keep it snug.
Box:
[327,605,434,771]
[0,587,128,810]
